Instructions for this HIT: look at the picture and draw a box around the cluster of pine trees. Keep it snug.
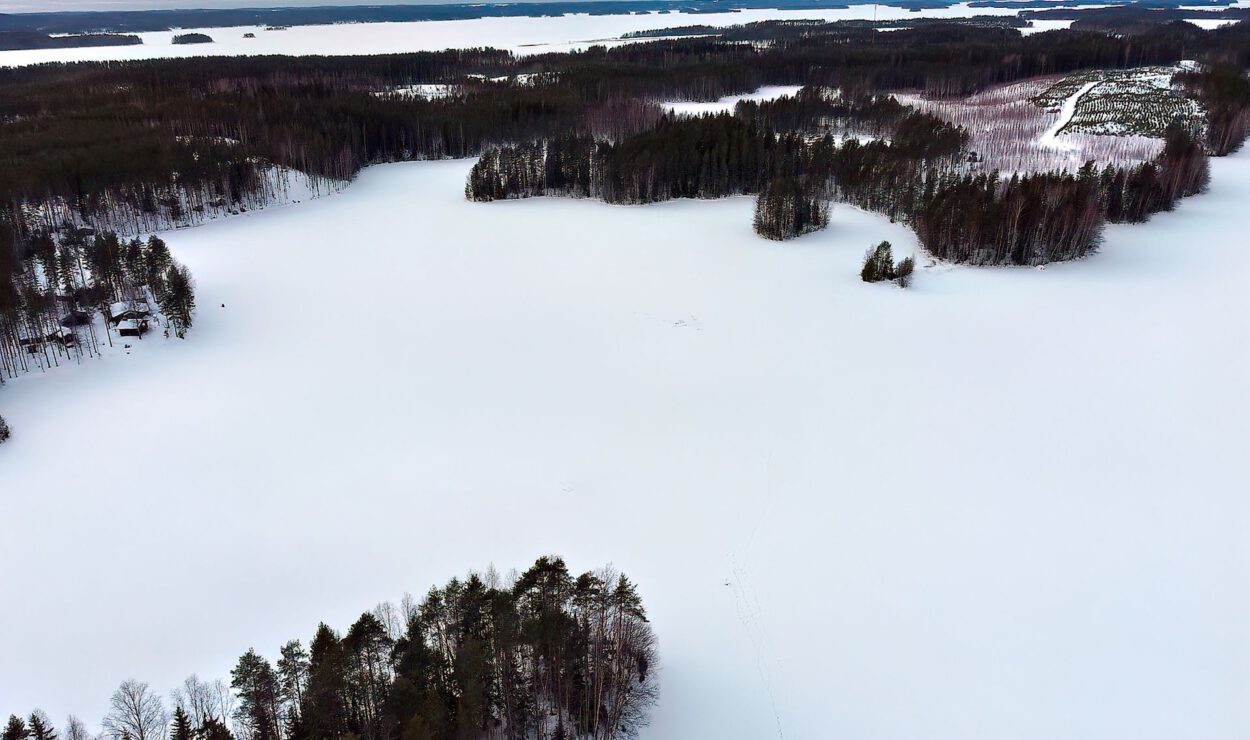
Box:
[1176,61,1250,155]
[2,558,657,740]
[913,170,1105,264]
[469,86,1213,264]
[0,226,196,383]
[3,713,60,740]
[467,116,828,206]
[753,177,830,241]
[1100,124,1211,223]
[860,241,915,287]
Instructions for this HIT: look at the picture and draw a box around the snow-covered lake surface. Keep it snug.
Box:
[0,3,1117,67]
[2,146,1249,737]
[659,85,803,116]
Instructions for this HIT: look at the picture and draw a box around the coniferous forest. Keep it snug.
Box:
[1,17,1244,389]
[2,557,657,740]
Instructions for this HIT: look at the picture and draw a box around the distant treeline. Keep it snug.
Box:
[0,0,941,35]
[1,557,658,740]
[0,20,1246,259]
[0,31,140,51]
[621,16,1029,39]
[0,22,1238,192]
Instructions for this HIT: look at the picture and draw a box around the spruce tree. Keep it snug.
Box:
[199,717,235,740]
[26,713,54,740]
[170,707,193,740]
[895,256,915,288]
[0,414,10,444]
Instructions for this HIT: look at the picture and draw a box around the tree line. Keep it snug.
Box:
[0,19,1244,271]
[1,557,657,740]
[2,20,1246,239]
[467,97,1211,264]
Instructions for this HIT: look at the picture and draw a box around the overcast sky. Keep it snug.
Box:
[0,0,595,14]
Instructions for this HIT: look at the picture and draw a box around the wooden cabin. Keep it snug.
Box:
[116,318,149,337]
[109,301,152,324]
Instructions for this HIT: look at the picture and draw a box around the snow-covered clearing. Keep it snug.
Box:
[1040,80,1098,149]
[659,85,803,116]
[0,3,1111,67]
[373,83,458,100]
[2,145,1249,737]
[897,72,1171,174]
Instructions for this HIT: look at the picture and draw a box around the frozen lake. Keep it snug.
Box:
[2,148,1249,737]
[0,3,1130,67]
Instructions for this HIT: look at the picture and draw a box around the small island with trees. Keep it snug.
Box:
[171,32,214,44]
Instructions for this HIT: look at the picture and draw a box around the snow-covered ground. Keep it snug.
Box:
[1039,80,1099,149]
[659,85,803,116]
[0,3,1118,67]
[2,144,1249,737]
[373,83,458,99]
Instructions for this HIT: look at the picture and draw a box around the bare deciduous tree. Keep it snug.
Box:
[102,680,166,740]
[65,715,90,740]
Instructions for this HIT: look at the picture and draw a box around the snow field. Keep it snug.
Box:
[2,147,1249,739]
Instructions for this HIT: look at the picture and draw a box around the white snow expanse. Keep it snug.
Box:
[0,3,1130,67]
[660,85,804,116]
[1039,80,1099,150]
[3,142,1250,736]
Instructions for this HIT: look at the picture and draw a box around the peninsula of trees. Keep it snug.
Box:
[1,557,658,740]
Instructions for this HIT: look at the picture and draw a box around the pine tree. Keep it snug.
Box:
[144,236,173,298]
[231,649,282,740]
[304,624,349,740]
[0,414,10,444]
[860,241,895,283]
[2,716,30,740]
[159,262,196,338]
[277,640,310,723]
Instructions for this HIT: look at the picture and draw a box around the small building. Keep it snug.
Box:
[109,301,152,324]
[60,309,93,327]
[17,335,43,353]
[116,318,149,337]
[46,327,76,345]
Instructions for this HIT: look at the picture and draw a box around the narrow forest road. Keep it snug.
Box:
[1039,80,1100,149]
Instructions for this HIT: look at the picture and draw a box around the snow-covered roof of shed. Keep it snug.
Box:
[111,301,151,316]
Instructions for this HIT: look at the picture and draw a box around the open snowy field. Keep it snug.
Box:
[2,145,1249,737]
[0,3,1135,67]
[660,85,804,116]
